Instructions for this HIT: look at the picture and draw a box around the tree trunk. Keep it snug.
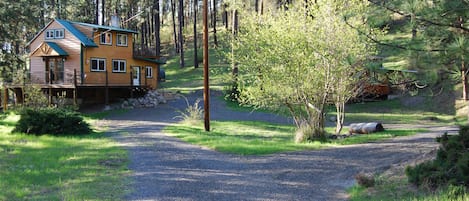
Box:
[335,101,345,134]
[193,0,198,68]
[260,0,264,15]
[212,0,218,46]
[171,0,179,53]
[463,57,468,100]
[232,9,238,35]
[178,0,185,67]
[101,0,105,25]
[154,0,161,57]
[255,0,259,13]
[411,14,417,40]
[95,0,99,24]
[223,3,228,29]
[56,0,61,19]
[40,0,46,27]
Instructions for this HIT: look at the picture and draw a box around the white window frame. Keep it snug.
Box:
[116,34,128,46]
[90,58,106,72]
[45,30,55,39]
[100,32,112,45]
[145,66,153,78]
[54,29,64,38]
[112,59,126,73]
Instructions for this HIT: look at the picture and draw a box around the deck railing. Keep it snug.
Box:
[21,69,152,87]
[28,69,81,85]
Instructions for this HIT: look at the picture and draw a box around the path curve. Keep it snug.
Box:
[100,91,458,201]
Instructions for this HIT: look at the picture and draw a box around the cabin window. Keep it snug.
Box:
[90,58,106,72]
[117,34,128,46]
[54,29,64,38]
[45,30,55,39]
[100,32,112,45]
[112,60,126,73]
[145,66,153,78]
[45,29,65,39]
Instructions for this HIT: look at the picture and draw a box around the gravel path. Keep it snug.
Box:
[100,91,458,201]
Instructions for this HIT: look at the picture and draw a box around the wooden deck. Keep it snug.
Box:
[2,83,151,110]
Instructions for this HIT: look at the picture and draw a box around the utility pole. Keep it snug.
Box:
[203,0,210,131]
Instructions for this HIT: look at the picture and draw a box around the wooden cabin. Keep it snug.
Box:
[4,18,165,107]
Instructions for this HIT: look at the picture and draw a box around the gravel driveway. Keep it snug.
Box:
[100,91,458,201]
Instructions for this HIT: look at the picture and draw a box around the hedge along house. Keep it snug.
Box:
[3,18,165,108]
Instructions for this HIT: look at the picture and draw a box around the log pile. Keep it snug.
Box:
[348,122,384,134]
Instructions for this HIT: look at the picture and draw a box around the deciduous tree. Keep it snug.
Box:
[234,0,374,138]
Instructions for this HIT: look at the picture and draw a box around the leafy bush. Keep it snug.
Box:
[406,126,469,189]
[13,108,91,135]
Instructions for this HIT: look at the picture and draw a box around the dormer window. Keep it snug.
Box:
[55,29,64,38]
[117,34,128,46]
[45,29,64,39]
[100,32,112,45]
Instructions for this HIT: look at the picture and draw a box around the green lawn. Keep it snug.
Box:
[159,46,231,93]
[164,120,424,155]
[0,112,129,200]
[339,99,457,125]
[348,173,468,201]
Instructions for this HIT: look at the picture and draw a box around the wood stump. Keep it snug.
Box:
[349,122,384,134]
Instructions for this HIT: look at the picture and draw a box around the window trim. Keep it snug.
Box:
[116,34,128,46]
[54,29,65,39]
[145,66,153,78]
[100,32,112,45]
[45,30,55,39]
[112,59,126,73]
[45,29,65,39]
[90,58,106,72]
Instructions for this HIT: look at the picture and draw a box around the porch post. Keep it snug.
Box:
[130,71,134,98]
[105,70,109,106]
[73,69,78,106]
[48,77,52,106]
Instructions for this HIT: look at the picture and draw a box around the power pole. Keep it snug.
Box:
[203,0,210,131]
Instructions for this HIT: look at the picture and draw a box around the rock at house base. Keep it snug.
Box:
[119,90,166,109]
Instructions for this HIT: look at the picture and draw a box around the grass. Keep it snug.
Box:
[164,120,425,155]
[159,43,231,93]
[332,99,457,125]
[0,112,129,200]
[225,96,457,126]
[348,173,468,201]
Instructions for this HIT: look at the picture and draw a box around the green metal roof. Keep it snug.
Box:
[134,57,166,64]
[73,21,139,34]
[45,42,68,56]
[55,19,98,47]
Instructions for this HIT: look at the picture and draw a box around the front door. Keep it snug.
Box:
[45,57,64,84]
[133,66,140,86]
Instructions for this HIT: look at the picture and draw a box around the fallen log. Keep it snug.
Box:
[349,122,384,134]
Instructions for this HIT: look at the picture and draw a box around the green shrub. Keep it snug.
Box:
[406,126,469,189]
[13,108,91,135]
